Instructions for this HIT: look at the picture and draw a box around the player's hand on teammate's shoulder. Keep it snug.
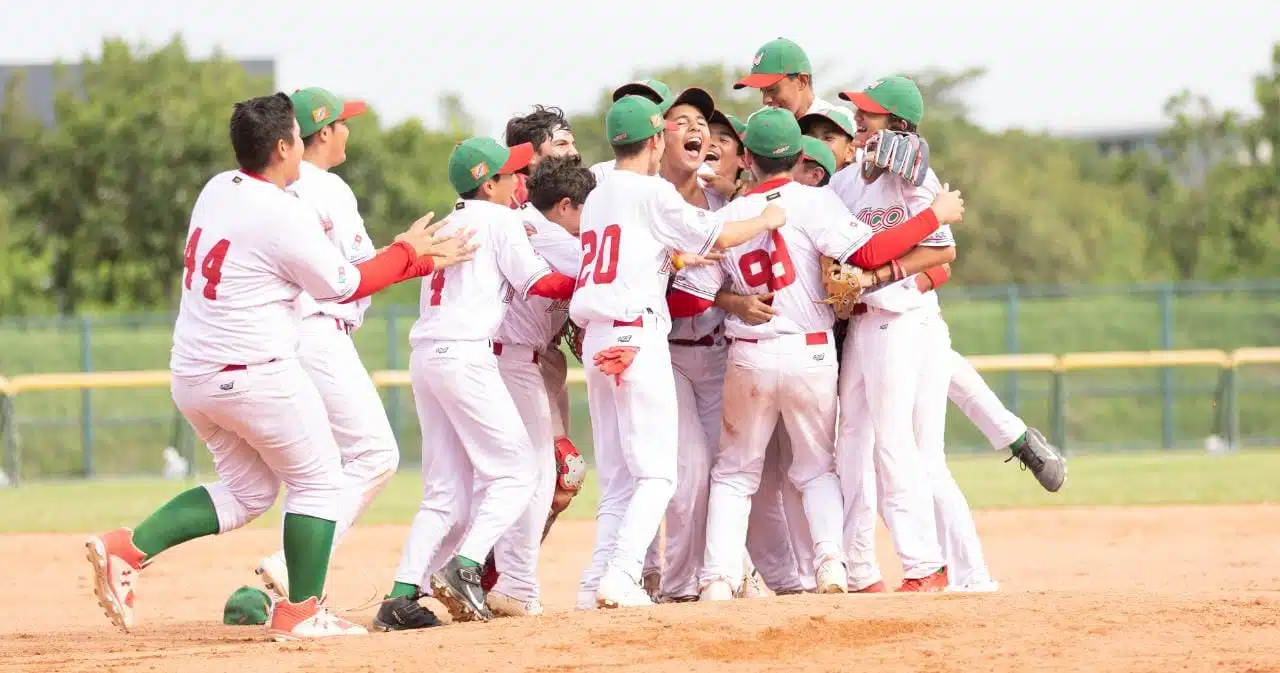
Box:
[760,203,787,231]
[394,212,480,269]
[930,183,965,224]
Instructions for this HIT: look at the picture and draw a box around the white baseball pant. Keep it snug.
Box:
[744,428,805,593]
[171,358,344,533]
[701,331,845,592]
[540,346,572,438]
[948,350,1028,450]
[642,341,726,599]
[489,343,557,603]
[578,315,679,594]
[393,341,538,588]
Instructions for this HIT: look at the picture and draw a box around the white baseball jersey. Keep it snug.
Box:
[668,185,729,342]
[408,199,551,345]
[673,179,872,341]
[288,160,377,328]
[170,170,361,376]
[835,160,954,313]
[589,160,616,186]
[494,204,580,348]
[569,171,723,327]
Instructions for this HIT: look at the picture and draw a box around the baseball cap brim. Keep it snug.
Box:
[798,111,854,138]
[499,142,534,175]
[612,83,665,105]
[666,88,716,122]
[339,100,368,120]
[708,109,743,145]
[734,72,787,90]
[839,91,889,114]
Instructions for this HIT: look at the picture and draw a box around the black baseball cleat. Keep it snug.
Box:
[1007,428,1067,492]
[372,596,442,631]
[429,557,494,623]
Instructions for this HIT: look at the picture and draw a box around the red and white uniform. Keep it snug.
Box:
[487,204,581,606]
[170,169,360,535]
[394,198,554,589]
[673,177,871,592]
[570,170,723,599]
[835,162,992,590]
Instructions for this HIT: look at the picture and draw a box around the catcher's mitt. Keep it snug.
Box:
[816,255,867,320]
[558,319,585,363]
[861,129,930,186]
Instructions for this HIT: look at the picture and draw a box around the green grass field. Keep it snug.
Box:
[3,450,1277,534]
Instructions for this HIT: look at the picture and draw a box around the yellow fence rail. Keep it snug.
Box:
[2,348,1279,485]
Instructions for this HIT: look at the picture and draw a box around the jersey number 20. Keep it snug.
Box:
[183,227,231,300]
[577,224,621,289]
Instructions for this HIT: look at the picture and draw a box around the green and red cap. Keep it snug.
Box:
[800,135,837,179]
[447,137,534,195]
[742,106,802,158]
[606,95,669,147]
[612,78,673,112]
[290,87,368,138]
[839,76,924,126]
[734,38,811,90]
[709,109,747,146]
[798,106,856,139]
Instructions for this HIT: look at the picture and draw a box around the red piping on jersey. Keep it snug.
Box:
[342,241,426,303]
[668,289,714,318]
[743,177,792,196]
[528,272,576,301]
[239,170,271,184]
[847,208,941,268]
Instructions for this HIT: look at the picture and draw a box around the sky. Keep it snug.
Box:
[3,1,1278,139]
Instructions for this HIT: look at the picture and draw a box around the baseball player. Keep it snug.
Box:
[84,92,475,641]
[572,95,787,610]
[504,105,579,208]
[734,38,837,118]
[588,79,672,184]
[479,156,596,618]
[795,136,837,187]
[385,136,578,624]
[248,87,401,605]
[704,110,748,200]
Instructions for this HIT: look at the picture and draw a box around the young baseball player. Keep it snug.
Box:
[704,110,748,200]
[480,157,596,619]
[734,38,837,118]
[249,86,400,603]
[795,136,836,187]
[799,106,858,170]
[388,136,578,624]
[588,79,672,185]
[504,105,579,207]
[84,93,475,641]
[572,95,787,610]
[673,107,966,600]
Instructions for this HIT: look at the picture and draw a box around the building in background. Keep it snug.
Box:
[0,59,275,126]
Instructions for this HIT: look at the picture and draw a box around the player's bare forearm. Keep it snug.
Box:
[713,204,785,249]
[867,246,955,285]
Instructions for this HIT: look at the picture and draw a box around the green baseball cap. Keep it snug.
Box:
[798,107,856,139]
[839,76,925,126]
[742,107,802,158]
[291,87,368,138]
[709,110,747,146]
[801,136,837,179]
[447,137,535,195]
[734,38,812,90]
[223,586,271,626]
[606,95,669,147]
[612,79,673,112]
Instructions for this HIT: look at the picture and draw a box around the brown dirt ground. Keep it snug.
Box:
[3,505,1280,673]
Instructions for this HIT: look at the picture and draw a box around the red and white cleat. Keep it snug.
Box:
[267,596,368,642]
[85,528,146,632]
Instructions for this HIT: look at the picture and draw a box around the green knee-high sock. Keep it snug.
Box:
[131,486,220,559]
[283,513,336,604]
[387,581,419,600]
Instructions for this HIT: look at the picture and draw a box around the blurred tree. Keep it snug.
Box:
[0,71,53,314]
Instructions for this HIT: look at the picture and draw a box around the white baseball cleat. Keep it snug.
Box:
[737,568,770,599]
[596,568,655,609]
[815,557,849,594]
[267,596,367,641]
[947,576,1000,593]
[574,590,600,611]
[486,591,544,617]
[699,580,734,602]
[255,552,289,600]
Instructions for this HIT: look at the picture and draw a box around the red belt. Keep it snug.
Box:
[613,316,643,327]
[220,358,279,372]
[734,332,829,346]
[493,342,539,363]
[669,334,716,347]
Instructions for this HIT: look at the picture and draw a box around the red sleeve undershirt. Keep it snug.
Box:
[342,241,433,303]
[847,208,940,268]
[528,272,576,301]
[668,289,714,318]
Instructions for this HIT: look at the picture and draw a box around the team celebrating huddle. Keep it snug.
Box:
[83,37,1067,642]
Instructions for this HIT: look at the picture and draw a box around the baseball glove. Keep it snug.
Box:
[861,129,930,186]
[559,319,585,364]
[816,255,868,320]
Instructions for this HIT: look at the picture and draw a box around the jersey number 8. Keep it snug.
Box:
[183,227,231,300]
[577,224,621,289]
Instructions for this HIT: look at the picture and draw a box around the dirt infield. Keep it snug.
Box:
[3,505,1279,673]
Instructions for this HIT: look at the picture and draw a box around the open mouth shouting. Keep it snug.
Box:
[703,146,721,173]
[683,135,705,163]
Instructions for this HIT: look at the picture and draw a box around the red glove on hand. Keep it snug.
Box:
[594,346,639,385]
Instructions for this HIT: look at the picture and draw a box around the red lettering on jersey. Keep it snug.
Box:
[577,224,622,288]
[737,230,796,291]
[182,227,231,300]
[856,205,907,232]
[428,269,446,306]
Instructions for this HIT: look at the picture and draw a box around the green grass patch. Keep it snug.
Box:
[3,450,1277,534]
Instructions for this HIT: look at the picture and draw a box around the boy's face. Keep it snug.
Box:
[805,118,855,169]
[662,103,710,174]
[706,122,742,181]
[854,108,892,146]
[535,126,578,164]
[489,172,519,204]
[792,159,826,187]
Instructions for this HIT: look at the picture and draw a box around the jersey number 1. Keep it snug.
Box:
[577,224,621,288]
[183,227,231,300]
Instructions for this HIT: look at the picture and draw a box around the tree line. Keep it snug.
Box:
[0,37,1276,316]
